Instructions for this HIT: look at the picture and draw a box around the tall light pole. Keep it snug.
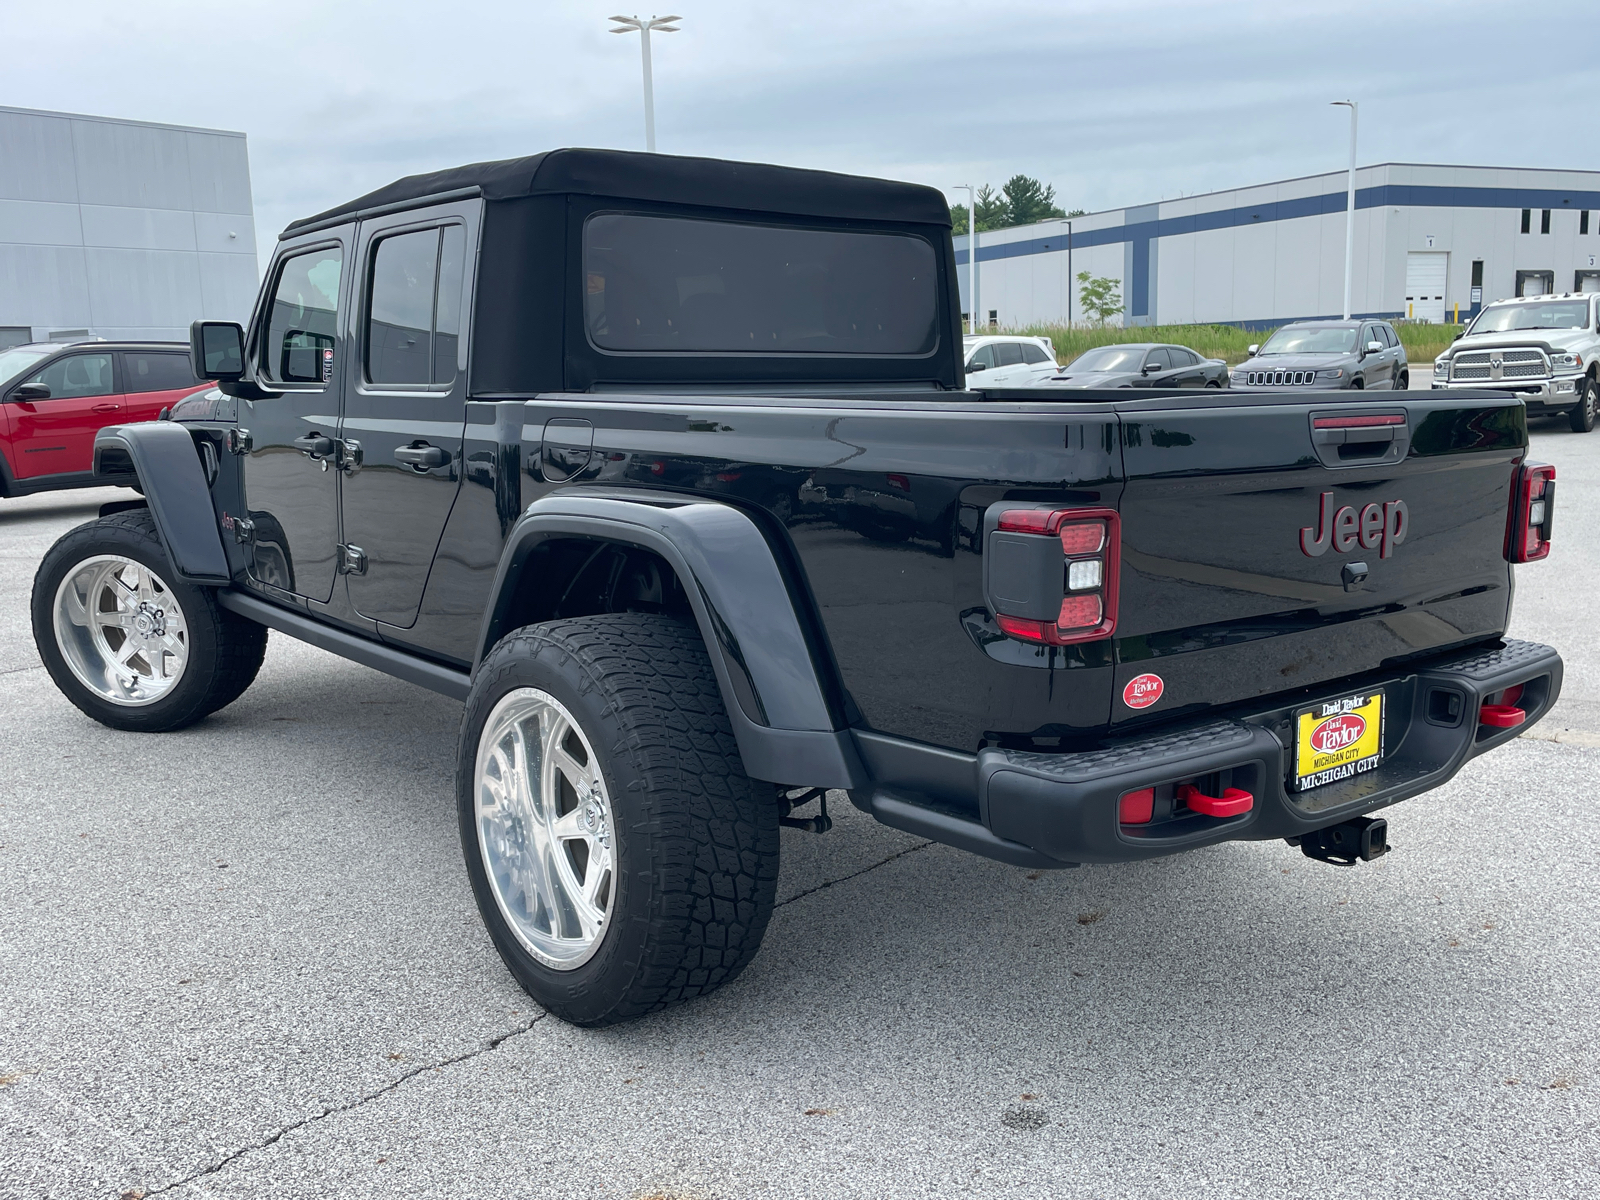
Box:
[609,14,681,152]
[1332,99,1358,320]
[953,185,976,333]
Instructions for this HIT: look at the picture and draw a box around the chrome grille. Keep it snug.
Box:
[1244,369,1317,386]
[1450,347,1548,383]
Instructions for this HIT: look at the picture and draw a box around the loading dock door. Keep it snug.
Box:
[1576,271,1600,293]
[1405,252,1448,323]
[1516,270,1554,297]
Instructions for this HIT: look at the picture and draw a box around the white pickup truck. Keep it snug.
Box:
[1432,292,1600,432]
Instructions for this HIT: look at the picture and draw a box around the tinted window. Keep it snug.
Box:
[1260,327,1357,354]
[124,352,196,393]
[1020,343,1050,364]
[583,214,939,355]
[367,230,437,386]
[1174,348,1199,366]
[434,226,466,384]
[1144,348,1172,370]
[366,225,467,387]
[994,341,1024,367]
[29,353,114,399]
[966,344,996,370]
[263,247,343,384]
[1381,325,1399,348]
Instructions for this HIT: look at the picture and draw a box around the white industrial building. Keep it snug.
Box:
[955,163,1600,330]
[0,105,259,349]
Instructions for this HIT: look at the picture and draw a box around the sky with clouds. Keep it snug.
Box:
[5,0,1597,270]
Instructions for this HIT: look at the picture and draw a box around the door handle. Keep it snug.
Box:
[293,433,336,458]
[92,403,120,414]
[394,443,448,470]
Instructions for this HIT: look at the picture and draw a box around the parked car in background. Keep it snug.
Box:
[1432,293,1600,432]
[1232,320,1409,391]
[962,334,1058,385]
[1033,343,1228,389]
[0,340,209,498]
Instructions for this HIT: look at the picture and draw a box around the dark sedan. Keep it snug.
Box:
[1032,342,1229,389]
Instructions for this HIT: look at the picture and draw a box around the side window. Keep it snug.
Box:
[966,344,996,370]
[262,246,343,385]
[1019,343,1050,364]
[1144,348,1172,370]
[365,224,467,388]
[1383,325,1399,348]
[1171,348,1198,366]
[123,352,197,392]
[29,353,114,399]
[994,341,1024,367]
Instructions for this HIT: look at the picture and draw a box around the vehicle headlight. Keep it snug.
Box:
[1316,368,1344,380]
[1434,359,1448,375]
[1551,352,1583,371]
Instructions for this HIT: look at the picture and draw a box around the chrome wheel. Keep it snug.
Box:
[52,555,190,706]
[474,688,616,970]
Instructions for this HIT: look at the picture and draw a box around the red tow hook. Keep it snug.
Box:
[1480,684,1527,729]
[1176,783,1254,818]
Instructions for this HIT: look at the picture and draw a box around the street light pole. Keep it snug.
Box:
[1065,219,1074,326]
[1332,99,1358,320]
[953,185,976,332]
[610,15,682,153]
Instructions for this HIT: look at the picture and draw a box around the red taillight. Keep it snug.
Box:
[1312,413,1405,429]
[993,507,1120,645]
[886,473,911,492]
[1506,462,1555,563]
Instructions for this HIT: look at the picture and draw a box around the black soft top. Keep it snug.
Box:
[284,147,951,236]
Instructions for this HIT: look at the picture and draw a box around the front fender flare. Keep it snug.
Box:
[477,489,864,790]
[93,423,229,584]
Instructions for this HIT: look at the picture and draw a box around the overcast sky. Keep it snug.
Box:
[6,0,1598,269]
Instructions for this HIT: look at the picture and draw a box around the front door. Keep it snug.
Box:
[339,202,476,628]
[7,351,121,479]
[241,234,351,603]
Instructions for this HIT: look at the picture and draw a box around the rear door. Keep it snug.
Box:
[338,200,476,629]
[1169,347,1207,388]
[1111,391,1522,727]
[989,340,1028,385]
[6,350,121,479]
[1019,340,1056,382]
[120,349,204,422]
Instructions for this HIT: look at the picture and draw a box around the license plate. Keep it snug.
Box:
[1294,691,1384,791]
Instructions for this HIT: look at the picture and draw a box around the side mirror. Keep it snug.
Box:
[11,381,50,401]
[1365,340,1384,354]
[190,320,246,382]
[1141,363,1160,375]
[1454,330,1465,341]
[1247,344,1260,356]
[966,361,987,372]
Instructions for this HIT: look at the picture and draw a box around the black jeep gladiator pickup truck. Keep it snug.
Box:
[31,149,1562,1026]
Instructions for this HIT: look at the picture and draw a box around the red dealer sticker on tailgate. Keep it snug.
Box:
[1123,673,1164,709]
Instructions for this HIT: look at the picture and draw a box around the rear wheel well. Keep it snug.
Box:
[498,538,695,634]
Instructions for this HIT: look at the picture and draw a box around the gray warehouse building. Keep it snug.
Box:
[955,163,1600,330]
[0,105,259,349]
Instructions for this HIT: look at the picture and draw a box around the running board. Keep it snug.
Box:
[216,589,472,701]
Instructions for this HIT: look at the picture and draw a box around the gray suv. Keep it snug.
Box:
[1232,320,1409,390]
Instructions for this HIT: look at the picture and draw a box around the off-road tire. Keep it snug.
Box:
[1569,376,1598,433]
[458,612,780,1026]
[31,510,267,732]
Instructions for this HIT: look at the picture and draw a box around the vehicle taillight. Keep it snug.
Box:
[992,507,1120,645]
[1506,462,1555,563]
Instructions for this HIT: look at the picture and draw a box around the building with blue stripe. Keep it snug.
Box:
[953,163,1600,331]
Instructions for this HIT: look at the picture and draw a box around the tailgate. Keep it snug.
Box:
[1110,391,1525,726]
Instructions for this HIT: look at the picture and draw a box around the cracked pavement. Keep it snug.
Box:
[2,422,1598,1199]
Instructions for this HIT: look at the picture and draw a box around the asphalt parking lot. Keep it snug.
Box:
[2,419,1597,1200]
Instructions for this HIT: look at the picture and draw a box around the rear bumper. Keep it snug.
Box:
[853,639,1561,868]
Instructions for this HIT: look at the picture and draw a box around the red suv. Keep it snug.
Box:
[0,341,209,498]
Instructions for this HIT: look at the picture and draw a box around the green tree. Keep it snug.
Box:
[1065,208,1087,218]
[950,177,1074,233]
[1076,271,1123,326]
[1001,174,1066,226]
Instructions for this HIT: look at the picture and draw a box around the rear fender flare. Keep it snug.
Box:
[92,424,230,584]
[477,489,864,789]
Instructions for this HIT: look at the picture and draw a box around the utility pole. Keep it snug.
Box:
[1332,99,1358,320]
[1065,219,1074,326]
[953,185,976,333]
[610,15,681,152]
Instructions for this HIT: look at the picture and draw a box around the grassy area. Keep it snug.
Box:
[981,321,1465,367]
